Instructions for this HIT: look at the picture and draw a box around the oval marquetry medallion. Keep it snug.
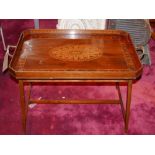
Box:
[49,44,103,62]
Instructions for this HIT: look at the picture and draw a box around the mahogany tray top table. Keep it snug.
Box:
[9,29,143,134]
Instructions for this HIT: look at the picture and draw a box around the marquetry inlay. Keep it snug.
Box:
[49,44,103,62]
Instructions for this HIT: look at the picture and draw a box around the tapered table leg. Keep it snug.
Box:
[27,82,32,111]
[19,80,27,134]
[116,82,125,122]
[125,80,132,132]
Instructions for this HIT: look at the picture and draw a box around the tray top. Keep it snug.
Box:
[9,29,143,80]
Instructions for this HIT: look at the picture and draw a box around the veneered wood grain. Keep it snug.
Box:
[9,29,143,80]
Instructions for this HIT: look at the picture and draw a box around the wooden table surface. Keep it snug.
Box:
[9,29,142,80]
[8,29,143,133]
